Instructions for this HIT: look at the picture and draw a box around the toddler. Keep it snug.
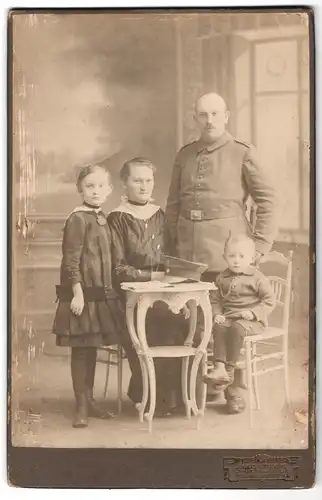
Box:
[204,234,276,387]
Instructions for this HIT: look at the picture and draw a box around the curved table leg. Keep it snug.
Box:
[190,352,209,430]
[144,356,156,432]
[184,300,198,347]
[136,355,149,423]
[189,293,213,428]
[136,296,156,432]
[182,357,191,419]
[190,351,204,417]
[199,351,208,415]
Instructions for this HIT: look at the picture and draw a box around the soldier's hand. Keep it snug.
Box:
[254,250,263,268]
[214,314,226,324]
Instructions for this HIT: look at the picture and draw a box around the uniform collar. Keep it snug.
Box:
[197,131,232,153]
[221,266,256,277]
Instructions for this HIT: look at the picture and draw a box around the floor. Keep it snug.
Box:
[10,338,309,449]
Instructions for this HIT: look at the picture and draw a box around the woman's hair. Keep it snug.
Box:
[120,157,156,182]
[76,164,110,192]
[224,233,255,255]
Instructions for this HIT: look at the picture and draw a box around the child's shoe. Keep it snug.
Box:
[203,362,230,385]
[87,389,115,419]
[72,393,88,428]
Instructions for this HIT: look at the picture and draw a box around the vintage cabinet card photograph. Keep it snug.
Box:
[8,7,315,489]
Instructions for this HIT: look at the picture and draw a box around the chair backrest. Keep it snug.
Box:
[259,250,293,333]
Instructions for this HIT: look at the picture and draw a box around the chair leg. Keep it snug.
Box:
[103,351,112,399]
[252,343,260,410]
[245,341,254,429]
[117,346,123,414]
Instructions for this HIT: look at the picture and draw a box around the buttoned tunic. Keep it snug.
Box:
[165,132,280,273]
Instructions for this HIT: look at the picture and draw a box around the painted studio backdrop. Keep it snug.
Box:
[12,12,311,448]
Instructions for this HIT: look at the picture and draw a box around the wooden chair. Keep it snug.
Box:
[97,345,125,414]
[237,250,294,428]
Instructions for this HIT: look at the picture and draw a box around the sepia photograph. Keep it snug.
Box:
[8,6,315,488]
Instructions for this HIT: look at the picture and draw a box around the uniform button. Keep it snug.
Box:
[196,202,200,206]
[152,234,155,240]
[157,244,160,249]
[197,184,201,188]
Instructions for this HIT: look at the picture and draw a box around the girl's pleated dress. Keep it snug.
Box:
[53,207,124,347]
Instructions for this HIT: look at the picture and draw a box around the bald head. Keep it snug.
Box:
[194,92,229,143]
[195,93,227,113]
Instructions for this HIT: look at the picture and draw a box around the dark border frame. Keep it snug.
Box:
[7,6,316,489]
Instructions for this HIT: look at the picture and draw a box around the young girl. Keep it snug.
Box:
[52,165,124,428]
[204,234,276,412]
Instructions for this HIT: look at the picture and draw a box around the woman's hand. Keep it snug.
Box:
[239,309,254,321]
[71,284,84,316]
[180,304,190,319]
[214,314,226,324]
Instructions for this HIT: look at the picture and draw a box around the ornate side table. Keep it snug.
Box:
[122,281,216,432]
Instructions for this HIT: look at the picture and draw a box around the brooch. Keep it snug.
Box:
[96,213,107,226]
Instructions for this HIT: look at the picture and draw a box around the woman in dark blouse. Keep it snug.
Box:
[107,157,188,417]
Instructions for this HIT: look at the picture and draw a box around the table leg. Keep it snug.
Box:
[190,351,204,417]
[189,294,213,425]
[136,355,149,423]
[144,356,156,433]
[137,297,156,432]
[181,357,191,419]
[199,351,208,415]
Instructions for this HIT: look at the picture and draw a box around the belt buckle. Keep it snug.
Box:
[190,210,203,221]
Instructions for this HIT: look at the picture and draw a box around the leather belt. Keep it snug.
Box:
[56,285,119,302]
[189,210,204,221]
[183,209,220,221]
[181,206,244,221]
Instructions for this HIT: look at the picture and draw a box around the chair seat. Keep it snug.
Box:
[244,327,285,343]
[141,345,198,358]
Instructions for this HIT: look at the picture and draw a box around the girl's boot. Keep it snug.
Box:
[71,347,89,428]
[86,347,114,419]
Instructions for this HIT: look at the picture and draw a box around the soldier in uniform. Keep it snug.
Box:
[165,93,280,413]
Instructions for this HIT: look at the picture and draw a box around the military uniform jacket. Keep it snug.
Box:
[165,132,280,272]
